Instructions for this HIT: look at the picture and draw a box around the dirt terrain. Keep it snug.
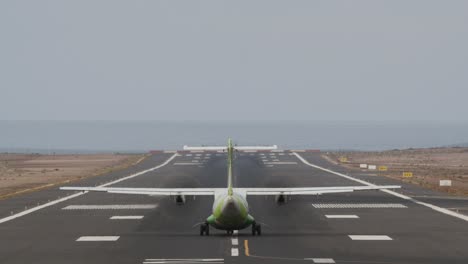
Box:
[0,153,145,199]
[324,147,468,196]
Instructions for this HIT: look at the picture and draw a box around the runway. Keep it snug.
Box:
[0,151,467,264]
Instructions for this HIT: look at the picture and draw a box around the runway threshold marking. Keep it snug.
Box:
[76,236,120,242]
[293,152,468,222]
[63,204,157,210]
[0,153,178,225]
[349,235,393,241]
[110,215,144,220]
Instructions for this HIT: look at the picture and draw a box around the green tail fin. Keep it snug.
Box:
[227,138,233,196]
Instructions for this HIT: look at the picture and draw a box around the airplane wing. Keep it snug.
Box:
[60,185,400,196]
[238,185,401,195]
[60,186,223,196]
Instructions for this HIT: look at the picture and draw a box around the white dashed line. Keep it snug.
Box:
[63,204,157,210]
[0,154,177,225]
[349,235,393,241]
[110,216,144,220]
[231,238,239,246]
[231,248,239,257]
[294,152,468,222]
[233,230,238,235]
[264,162,298,165]
[312,203,407,209]
[304,258,335,263]
[174,162,202,166]
[76,236,120,242]
[325,215,359,219]
[143,259,224,264]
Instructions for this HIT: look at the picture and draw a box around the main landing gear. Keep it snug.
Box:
[252,222,262,236]
[226,230,234,235]
[200,222,210,236]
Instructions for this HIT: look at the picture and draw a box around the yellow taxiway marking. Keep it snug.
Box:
[244,240,250,256]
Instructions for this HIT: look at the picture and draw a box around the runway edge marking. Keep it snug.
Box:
[293,152,468,222]
[0,153,178,225]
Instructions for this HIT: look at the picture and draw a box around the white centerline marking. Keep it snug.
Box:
[325,215,359,219]
[231,238,239,246]
[63,204,157,210]
[349,235,393,241]
[76,236,120,242]
[0,154,177,225]
[304,258,335,263]
[110,215,144,220]
[233,230,238,235]
[231,248,239,257]
[293,152,468,222]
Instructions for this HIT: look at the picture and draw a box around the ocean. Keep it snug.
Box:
[1,121,468,153]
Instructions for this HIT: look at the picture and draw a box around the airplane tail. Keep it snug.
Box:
[183,139,278,196]
[227,138,234,196]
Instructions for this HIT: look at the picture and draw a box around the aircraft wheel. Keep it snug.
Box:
[252,222,261,236]
[200,223,210,236]
[200,224,205,236]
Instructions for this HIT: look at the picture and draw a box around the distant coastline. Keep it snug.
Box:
[1,120,468,153]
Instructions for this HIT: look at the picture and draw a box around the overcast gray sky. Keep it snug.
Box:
[1,1,467,121]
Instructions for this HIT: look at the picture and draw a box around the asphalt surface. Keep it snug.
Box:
[0,151,467,264]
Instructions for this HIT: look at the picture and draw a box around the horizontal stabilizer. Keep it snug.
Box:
[183,145,278,151]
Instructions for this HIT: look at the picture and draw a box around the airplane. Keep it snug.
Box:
[60,139,401,236]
